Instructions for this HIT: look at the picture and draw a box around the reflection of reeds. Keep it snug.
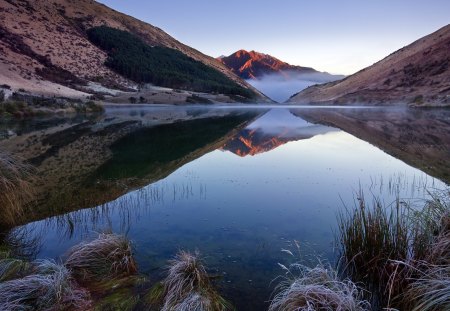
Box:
[269,263,370,311]
[160,251,230,311]
[0,260,90,310]
[64,233,137,284]
[0,152,35,226]
[3,226,43,260]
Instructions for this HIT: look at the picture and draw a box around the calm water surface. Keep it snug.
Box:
[2,106,448,310]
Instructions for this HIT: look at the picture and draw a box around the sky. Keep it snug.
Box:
[97,0,449,75]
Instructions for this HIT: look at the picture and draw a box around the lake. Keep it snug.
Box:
[0,105,448,310]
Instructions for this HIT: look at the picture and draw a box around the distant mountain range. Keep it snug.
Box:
[218,50,320,80]
[0,0,267,102]
[289,24,450,106]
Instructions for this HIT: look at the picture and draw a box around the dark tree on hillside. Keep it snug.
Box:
[87,26,255,99]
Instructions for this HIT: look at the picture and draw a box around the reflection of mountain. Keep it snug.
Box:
[223,109,337,156]
[0,109,261,228]
[293,108,450,183]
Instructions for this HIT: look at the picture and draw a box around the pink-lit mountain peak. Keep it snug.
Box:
[217,49,317,80]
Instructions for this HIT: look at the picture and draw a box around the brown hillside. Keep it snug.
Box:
[288,24,450,106]
[0,0,265,99]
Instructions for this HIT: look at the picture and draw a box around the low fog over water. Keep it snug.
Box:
[247,72,344,103]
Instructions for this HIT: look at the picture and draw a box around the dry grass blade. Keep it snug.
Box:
[64,233,137,284]
[269,264,370,311]
[404,265,450,311]
[0,152,36,226]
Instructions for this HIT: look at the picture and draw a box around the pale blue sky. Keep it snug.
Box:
[97,0,449,75]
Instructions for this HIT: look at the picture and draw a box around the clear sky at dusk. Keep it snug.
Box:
[96,0,449,75]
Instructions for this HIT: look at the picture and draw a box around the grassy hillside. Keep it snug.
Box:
[87,26,255,99]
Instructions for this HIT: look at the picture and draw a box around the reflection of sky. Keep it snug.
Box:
[22,113,446,310]
[245,109,338,139]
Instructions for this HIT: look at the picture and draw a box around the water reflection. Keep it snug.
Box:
[293,107,450,182]
[1,106,448,310]
[0,107,263,227]
[223,109,338,156]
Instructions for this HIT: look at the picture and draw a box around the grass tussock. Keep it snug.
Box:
[160,251,231,311]
[0,152,35,226]
[338,188,449,310]
[0,260,90,310]
[64,233,137,284]
[269,263,370,311]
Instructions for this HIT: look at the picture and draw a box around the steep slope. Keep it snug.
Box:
[289,24,450,106]
[0,0,267,100]
[218,50,318,80]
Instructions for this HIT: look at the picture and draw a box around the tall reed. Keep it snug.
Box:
[337,188,449,309]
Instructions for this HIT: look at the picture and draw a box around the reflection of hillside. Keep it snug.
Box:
[0,110,260,228]
[223,109,337,156]
[293,108,450,183]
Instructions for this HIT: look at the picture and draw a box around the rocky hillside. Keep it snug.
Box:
[218,50,319,80]
[0,0,267,101]
[288,24,450,106]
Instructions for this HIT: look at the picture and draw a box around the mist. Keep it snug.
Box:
[247,71,344,103]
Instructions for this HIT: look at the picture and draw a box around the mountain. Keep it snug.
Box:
[288,24,450,106]
[218,50,344,102]
[218,50,319,80]
[0,0,267,102]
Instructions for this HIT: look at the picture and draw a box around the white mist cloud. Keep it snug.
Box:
[247,72,344,103]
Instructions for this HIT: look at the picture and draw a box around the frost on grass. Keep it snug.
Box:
[0,260,90,310]
[64,233,137,283]
[161,250,230,311]
[269,263,370,311]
